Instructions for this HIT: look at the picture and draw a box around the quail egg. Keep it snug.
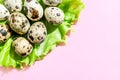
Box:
[12,37,33,56]
[27,22,47,44]
[8,12,30,35]
[45,7,64,25]
[0,4,10,21]
[24,0,43,21]
[0,24,11,43]
[4,0,22,12]
[42,0,62,6]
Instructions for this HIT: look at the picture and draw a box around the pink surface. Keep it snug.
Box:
[1,0,120,80]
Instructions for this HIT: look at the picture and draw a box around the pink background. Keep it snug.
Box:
[1,0,120,80]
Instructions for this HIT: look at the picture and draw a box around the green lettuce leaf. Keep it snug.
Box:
[0,0,84,69]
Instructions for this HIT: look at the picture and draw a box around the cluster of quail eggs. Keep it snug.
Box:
[0,0,64,56]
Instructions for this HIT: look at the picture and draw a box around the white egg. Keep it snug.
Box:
[42,0,62,6]
[8,12,30,35]
[0,4,10,20]
[4,0,22,12]
[45,7,64,25]
[24,0,43,21]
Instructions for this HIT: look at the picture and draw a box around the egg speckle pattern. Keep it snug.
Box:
[24,0,43,21]
[4,0,22,12]
[8,12,30,35]
[45,7,64,25]
[12,37,33,56]
[0,24,11,43]
[27,22,47,44]
[42,0,62,6]
[0,4,10,20]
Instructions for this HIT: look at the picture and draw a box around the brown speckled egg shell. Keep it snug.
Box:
[27,22,47,44]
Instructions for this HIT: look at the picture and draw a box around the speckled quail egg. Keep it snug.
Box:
[4,0,22,12]
[27,22,47,44]
[0,24,11,43]
[42,0,62,6]
[0,4,10,21]
[45,7,64,25]
[8,12,30,35]
[12,37,33,56]
[24,0,43,21]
